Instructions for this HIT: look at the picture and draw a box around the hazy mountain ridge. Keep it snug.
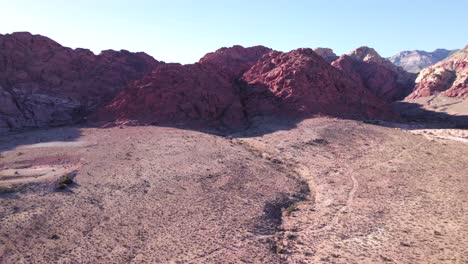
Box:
[389,49,458,73]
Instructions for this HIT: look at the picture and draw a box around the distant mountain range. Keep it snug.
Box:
[389,49,458,73]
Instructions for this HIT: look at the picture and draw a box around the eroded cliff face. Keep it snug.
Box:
[332,47,416,102]
[0,32,159,133]
[407,46,468,99]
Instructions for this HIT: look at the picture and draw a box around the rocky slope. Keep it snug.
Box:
[406,46,467,99]
[95,46,271,128]
[0,32,159,133]
[389,49,458,73]
[240,48,396,120]
[98,48,397,128]
[332,47,416,102]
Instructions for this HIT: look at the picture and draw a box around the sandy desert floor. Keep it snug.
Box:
[0,117,467,263]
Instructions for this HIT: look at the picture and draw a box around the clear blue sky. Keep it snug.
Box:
[1,0,467,64]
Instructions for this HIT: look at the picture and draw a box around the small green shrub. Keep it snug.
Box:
[56,173,74,190]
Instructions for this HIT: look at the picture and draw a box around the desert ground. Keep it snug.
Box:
[0,117,467,263]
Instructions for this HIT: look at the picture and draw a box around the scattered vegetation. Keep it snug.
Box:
[49,234,60,240]
[306,138,329,146]
[56,172,75,190]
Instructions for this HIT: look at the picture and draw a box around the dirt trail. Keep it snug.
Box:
[234,118,467,263]
[323,141,425,233]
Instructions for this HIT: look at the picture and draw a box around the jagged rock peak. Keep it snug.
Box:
[198,45,271,78]
[348,46,387,64]
[313,48,338,63]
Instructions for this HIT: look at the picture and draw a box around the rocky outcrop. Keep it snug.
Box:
[97,47,398,128]
[240,49,396,120]
[406,46,467,99]
[389,49,458,73]
[332,47,416,102]
[313,48,338,63]
[95,46,271,128]
[198,45,271,79]
[0,32,159,133]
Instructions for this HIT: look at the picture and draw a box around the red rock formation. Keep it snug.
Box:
[332,47,416,102]
[0,32,159,133]
[1,34,402,132]
[406,46,467,99]
[98,47,398,128]
[241,49,397,120]
[96,46,271,128]
[313,48,338,63]
[199,45,271,79]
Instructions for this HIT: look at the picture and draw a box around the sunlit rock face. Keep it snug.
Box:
[406,46,468,99]
[332,46,416,102]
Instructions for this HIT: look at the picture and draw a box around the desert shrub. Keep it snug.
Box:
[56,173,75,190]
